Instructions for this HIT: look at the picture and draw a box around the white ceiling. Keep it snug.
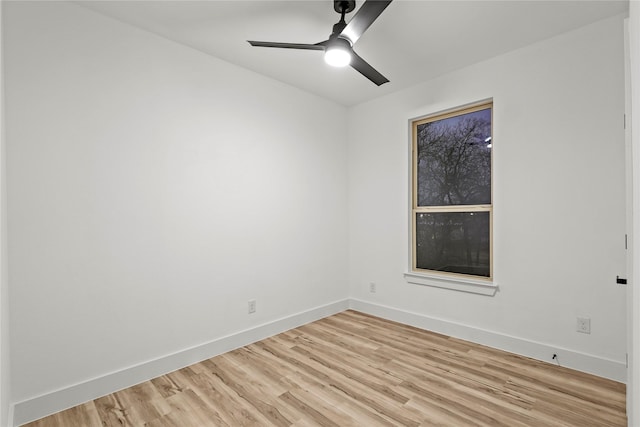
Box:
[77,0,629,106]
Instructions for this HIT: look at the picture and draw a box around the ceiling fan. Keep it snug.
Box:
[248,0,392,86]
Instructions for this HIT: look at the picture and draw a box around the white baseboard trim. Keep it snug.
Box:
[11,299,349,427]
[6,403,14,427]
[349,299,627,384]
[11,298,627,426]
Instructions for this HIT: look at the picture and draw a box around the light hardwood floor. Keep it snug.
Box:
[23,310,626,426]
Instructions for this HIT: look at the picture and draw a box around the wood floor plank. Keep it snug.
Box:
[22,310,627,426]
[189,367,275,426]
[386,355,536,425]
[93,393,133,426]
[281,369,398,426]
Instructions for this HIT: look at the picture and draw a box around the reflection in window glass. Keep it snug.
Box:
[415,212,490,277]
[416,108,491,206]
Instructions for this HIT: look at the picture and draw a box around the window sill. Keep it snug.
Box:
[404,272,498,296]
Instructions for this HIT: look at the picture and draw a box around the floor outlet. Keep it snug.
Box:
[248,299,256,314]
[576,317,591,334]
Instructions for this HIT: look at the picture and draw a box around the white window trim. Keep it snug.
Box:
[404,271,498,296]
[406,99,497,296]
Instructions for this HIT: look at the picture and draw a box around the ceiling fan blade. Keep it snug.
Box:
[248,41,325,51]
[340,0,392,44]
[350,51,389,86]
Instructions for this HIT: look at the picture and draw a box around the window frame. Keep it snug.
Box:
[406,100,496,295]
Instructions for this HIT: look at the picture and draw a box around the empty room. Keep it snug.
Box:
[1,0,640,426]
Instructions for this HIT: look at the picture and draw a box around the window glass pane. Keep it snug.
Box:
[416,108,492,206]
[415,211,490,277]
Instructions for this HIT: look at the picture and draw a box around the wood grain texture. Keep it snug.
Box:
[22,310,626,426]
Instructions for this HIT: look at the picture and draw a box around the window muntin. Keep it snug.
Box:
[412,102,493,280]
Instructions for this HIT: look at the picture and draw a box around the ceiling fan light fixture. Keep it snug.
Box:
[324,38,352,67]
[248,0,392,85]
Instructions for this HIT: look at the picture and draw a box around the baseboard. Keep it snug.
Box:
[11,299,349,427]
[11,297,627,426]
[6,403,14,427]
[349,299,627,383]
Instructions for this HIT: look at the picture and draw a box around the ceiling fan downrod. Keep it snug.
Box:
[330,1,354,38]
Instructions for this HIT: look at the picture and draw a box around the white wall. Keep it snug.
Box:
[3,0,348,421]
[348,15,628,379]
[0,2,11,425]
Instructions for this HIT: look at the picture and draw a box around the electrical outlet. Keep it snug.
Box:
[369,282,376,293]
[248,299,256,314]
[576,317,591,334]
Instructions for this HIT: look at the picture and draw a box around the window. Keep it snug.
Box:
[410,101,493,283]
